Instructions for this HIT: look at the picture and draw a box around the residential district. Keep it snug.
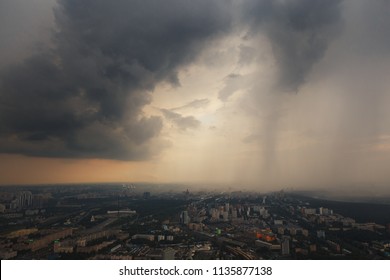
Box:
[0,184,389,260]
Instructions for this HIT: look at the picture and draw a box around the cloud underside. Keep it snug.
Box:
[0,0,231,160]
[160,109,200,131]
[0,0,355,161]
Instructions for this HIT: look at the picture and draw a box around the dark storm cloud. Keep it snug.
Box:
[161,109,200,131]
[242,0,343,92]
[0,0,232,160]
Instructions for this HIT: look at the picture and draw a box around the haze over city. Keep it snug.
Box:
[1,0,390,194]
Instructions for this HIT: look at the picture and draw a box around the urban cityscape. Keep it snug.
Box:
[1,3,390,278]
[1,184,389,260]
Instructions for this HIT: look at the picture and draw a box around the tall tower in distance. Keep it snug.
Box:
[282,236,290,256]
[180,211,190,225]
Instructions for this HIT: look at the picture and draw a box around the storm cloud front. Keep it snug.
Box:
[1,0,390,192]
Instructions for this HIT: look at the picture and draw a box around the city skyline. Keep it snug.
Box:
[1,0,390,194]
[1,184,389,260]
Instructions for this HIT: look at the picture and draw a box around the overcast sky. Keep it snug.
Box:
[1,0,390,194]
